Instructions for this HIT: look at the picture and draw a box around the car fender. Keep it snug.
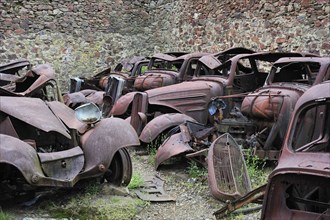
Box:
[139,113,197,143]
[155,133,194,169]
[111,92,142,116]
[78,117,139,178]
[0,134,45,185]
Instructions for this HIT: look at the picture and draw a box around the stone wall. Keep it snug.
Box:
[0,0,329,87]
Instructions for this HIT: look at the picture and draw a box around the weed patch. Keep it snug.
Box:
[245,151,270,188]
[146,134,167,165]
[128,172,144,189]
[49,194,148,220]
[84,182,102,195]
[187,161,207,180]
[0,211,11,220]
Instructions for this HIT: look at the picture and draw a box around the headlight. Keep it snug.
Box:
[75,103,102,124]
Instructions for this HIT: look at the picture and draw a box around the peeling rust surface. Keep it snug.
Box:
[208,133,251,201]
[134,175,175,202]
[261,81,330,219]
[139,113,197,143]
[155,133,194,169]
[0,96,70,138]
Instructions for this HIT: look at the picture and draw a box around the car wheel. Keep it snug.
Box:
[104,148,132,186]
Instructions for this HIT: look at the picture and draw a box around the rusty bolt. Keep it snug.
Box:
[31,174,39,183]
[61,160,67,168]
[98,164,106,172]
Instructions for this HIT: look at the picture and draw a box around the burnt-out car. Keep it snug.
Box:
[0,62,61,102]
[112,52,316,168]
[133,48,255,92]
[0,59,31,80]
[261,80,330,219]
[215,57,329,160]
[65,56,150,108]
[0,96,139,201]
[69,56,150,94]
[65,52,206,109]
[66,48,254,110]
[151,52,315,167]
[133,52,209,91]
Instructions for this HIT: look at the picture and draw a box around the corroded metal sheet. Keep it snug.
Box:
[0,134,45,185]
[0,96,70,138]
[47,101,87,133]
[38,146,84,180]
[261,81,330,220]
[139,113,196,143]
[134,175,175,202]
[0,58,30,74]
[208,133,251,201]
[155,133,194,169]
[147,81,222,124]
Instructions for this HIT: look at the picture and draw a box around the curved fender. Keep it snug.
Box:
[0,134,45,185]
[139,113,197,143]
[79,117,139,178]
[110,92,141,116]
[155,133,194,169]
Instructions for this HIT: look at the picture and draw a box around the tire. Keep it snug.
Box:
[104,148,132,186]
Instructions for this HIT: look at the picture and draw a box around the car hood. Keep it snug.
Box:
[146,80,223,123]
[0,96,71,139]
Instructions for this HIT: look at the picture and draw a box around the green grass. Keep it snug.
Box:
[0,211,11,220]
[245,151,270,189]
[84,182,102,195]
[128,172,144,189]
[146,134,168,165]
[187,161,207,179]
[48,193,148,220]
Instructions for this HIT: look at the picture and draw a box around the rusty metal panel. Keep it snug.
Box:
[38,146,84,180]
[261,81,330,219]
[22,64,56,96]
[0,96,70,139]
[79,117,139,177]
[208,133,251,201]
[47,101,87,133]
[130,92,146,134]
[134,175,175,202]
[179,124,191,143]
[155,133,194,169]
[262,173,330,220]
[139,113,196,143]
[147,81,222,124]
[0,58,30,75]
[0,116,19,138]
[134,71,176,91]
[0,134,45,185]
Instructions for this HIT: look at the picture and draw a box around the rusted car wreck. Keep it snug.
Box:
[65,52,209,108]
[214,80,330,219]
[260,80,330,220]
[0,58,31,77]
[0,63,139,201]
[0,61,61,101]
[65,48,254,111]
[147,52,318,169]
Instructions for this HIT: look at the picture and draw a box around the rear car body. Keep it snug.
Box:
[261,80,330,219]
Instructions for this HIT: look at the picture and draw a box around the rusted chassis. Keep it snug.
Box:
[0,97,139,188]
[261,81,330,219]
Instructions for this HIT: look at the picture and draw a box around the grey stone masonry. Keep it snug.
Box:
[0,0,329,88]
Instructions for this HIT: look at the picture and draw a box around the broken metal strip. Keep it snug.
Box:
[213,184,266,219]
